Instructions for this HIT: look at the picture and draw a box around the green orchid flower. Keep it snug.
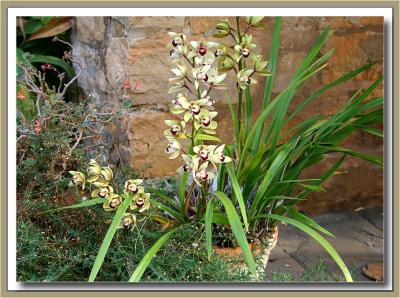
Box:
[192,161,216,186]
[167,32,189,59]
[193,67,227,90]
[170,94,209,122]
[124,179,144,195]
[252,54,272,76]
[200,89,216,108]
[209,144,232,166]
[214,45,228,58]
[176,154,194,175]
[169,61,188,89]
[91,183,114,199]
[245,16,267,29]
[164,120,187,138]
[217,56,235,73]
[233,34,256,62]
[119,213,137,230]
[103,193,122,212]
[237,69,257,90]
[100,166,113,183]
[193,145,212,161]
[165,137,181,159]
[194,109,218,134]
[68,171,85,190]
[86,159,102,183]
[187,41,219,59]
[130,192,151,212]
[213,19,231,38]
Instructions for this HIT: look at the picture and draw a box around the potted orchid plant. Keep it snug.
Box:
[45,16,383,282]
[141,16,383,281]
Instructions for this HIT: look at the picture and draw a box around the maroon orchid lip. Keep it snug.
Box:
[192,106,201,115]
[122,217,133,229]
[220,154,226,162]
[109,198,120,209]
[200,151,209,161]
[172,39,179,47]
[201,118,211,127]
[170,128,178,135]
[129,185,138,193]
[203,74,209,82]
[136,199,145,207]
[99,189,109,198]
[241,48,250,57]
[246,78,251,84]
[198,45,207,56]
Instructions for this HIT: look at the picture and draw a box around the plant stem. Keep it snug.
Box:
[184,181,196,217]
[197,181,208,217]
[236,16,244,148]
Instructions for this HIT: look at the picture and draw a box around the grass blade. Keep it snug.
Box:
[129,229,177,282]
[252,214,353,282]
[213,191,256,275]
[88,194,134,282]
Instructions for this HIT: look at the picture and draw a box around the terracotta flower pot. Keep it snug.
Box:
[213,226,279,279]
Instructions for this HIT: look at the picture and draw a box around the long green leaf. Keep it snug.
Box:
[39,197,105,214]
[250,147,290,217]
[226,163,248,231]
[179,172,188,212]
[129,229,177,282]
[150,199,185,223]
[287,63,377,123]
[225,92,239,146]
[319,145,383,168]
[361,126,384,138]
[195,133,221,142]
[29,54,75,78]
[238,62,328,174]
[244,86,252,137]
[205,199,214,260]
[88,194,133,282]
[147,188,180,211]
[212,191,256,275]
[252,214,353,282]
[264,16,281,105]
[252,16,282,151]
[284,206,335,237]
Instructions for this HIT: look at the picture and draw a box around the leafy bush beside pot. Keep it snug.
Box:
[47,16,383,282]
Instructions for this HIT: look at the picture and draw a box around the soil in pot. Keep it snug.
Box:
[212,226,279,280]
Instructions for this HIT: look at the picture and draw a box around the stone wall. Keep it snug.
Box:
[71,16,384,214]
